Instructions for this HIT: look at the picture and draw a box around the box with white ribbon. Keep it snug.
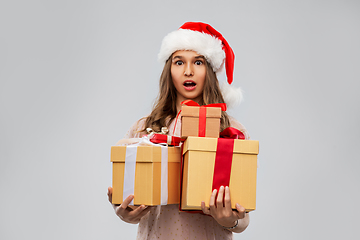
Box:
[111,145,181,206]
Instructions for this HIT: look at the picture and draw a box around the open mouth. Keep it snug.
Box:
[183,80,197,90]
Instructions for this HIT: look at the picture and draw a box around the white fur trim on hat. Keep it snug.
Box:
[220,81,243,108]
[158,29,225,72]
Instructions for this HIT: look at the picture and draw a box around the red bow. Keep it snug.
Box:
[149,134,181,146]
[181,100,227,111]
[220,127,245,139]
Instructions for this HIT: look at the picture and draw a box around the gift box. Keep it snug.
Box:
[181,103,224,138]
[148,133,181,146]
[111,145,181,205]
[181,136,259,212]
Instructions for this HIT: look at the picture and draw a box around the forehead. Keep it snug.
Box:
[172,50,203,58]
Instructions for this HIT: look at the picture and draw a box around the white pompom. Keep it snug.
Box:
[220,81,243,109]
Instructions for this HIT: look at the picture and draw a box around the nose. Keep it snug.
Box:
[184,63,193,76]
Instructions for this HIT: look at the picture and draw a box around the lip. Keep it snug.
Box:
[183,80,197,91]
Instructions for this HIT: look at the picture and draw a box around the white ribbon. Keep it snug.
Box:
[160,146,168,205]
[116,135,167,147]
[123,145,137,205]
[167,135,172,145]
[120,136,168,205]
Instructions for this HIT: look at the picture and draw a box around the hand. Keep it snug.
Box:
[201,186,249,232]
[107,187,151,224]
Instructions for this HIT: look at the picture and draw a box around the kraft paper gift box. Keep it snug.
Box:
[111,145,181,206]
[181,103,225,138]
[181,136,259,212]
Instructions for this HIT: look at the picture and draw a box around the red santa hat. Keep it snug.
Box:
[158,22,243,107]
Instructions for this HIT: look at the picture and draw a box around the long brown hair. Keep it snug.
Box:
[142,55,231,133]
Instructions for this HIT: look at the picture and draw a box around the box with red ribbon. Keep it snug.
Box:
[180,133,259,212]
[180,100,226,138]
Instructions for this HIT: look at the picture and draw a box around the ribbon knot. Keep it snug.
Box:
[220,127,245,140]
[146,127,181,146]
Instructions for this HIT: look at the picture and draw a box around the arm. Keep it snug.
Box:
[107,187,151,224]
[201,186,249,233]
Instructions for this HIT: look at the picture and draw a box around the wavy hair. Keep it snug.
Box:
[142,56,230,134]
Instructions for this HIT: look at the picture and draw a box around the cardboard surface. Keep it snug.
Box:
[181,105,221,138]
[111,146,181,205]
[181,137,259,211]
[181,105,222,117]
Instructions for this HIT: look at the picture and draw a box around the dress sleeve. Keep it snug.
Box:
[123,117,147,139]
[228,116,250,140]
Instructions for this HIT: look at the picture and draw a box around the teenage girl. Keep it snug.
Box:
[108,22,250,239]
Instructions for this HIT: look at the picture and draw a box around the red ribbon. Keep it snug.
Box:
[181,100,227,111]
[179,127,245,213]
[149,133,181,146]
[180,100,227,137]
[212,127,245,192]
[199,107,206,137]
[219,127,245,140]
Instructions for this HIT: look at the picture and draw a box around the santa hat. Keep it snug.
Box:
[158,22,243,107]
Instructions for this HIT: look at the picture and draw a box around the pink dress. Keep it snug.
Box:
[123,115,250,240]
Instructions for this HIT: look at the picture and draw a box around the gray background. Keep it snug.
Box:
[1,0,359,239]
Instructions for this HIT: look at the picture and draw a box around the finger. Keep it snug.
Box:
[235,203,246,219]
[130,205,148,216]
[136,206,152,218]
[120,194,134,209]
[224,186,232,209]
[209,189,217,212]
[107,187,113,202]
[216,186,225,209]
[201,201,211,215]
[124,205,151,222]
[133,208,151,223]
[112,204,120,211]
[114,204,125,215]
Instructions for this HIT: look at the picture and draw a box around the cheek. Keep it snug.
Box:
[199,69,206,85]
[171,68,182,84]
[170,70,176,84]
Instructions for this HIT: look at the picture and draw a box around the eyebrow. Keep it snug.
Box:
[172,55,205,61]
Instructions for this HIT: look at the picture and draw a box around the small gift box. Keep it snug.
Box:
[147,127,181,146]
[181,100,226,138]
[180,130,259,212]
[111,139,181,206]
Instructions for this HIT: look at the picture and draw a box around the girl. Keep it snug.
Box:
[108,22,250,239]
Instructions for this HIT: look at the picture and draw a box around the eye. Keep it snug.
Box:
[175,60,183,66]
[195,60,203,65]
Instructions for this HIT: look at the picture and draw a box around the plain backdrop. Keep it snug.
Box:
[1,0,359,239]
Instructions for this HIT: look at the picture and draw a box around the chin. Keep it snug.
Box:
[185,95,202,102]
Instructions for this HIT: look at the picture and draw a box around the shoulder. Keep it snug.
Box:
[228,116,250,140]
[123,117,148,139]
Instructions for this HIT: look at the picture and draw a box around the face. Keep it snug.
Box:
[170,50,206,104]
